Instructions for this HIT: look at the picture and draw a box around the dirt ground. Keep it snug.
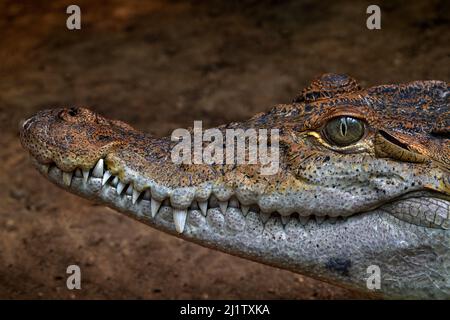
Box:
[0,0,448,299]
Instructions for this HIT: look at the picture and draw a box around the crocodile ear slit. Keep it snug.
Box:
[374,130,427,163]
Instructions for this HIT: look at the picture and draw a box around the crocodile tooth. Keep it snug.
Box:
[111,176,119,187]
[62,171,73,186]
[315,216,325,224]
[328,217,337,224]
[198,200,208,216]
[74,168,83,177]
[102,170,112,186]
[241,205,250,216]
[151,198,161,217]
[173,208,187,233]
[126,184,133,196]
[92,159,104,177]
[116,182,126,195]
[280,215,290,225]
[82,169,90,183]
[299,216,309,225]
[260,212,271,223]
[132,189,140,204]
[219,201,228,215]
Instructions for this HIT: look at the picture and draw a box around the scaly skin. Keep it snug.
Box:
[20,74,449,299]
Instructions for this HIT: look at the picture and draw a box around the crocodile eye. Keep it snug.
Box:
[323,116,365,146]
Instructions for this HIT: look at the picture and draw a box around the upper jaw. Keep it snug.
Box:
[30,156,354,234]
[29,151,450,234]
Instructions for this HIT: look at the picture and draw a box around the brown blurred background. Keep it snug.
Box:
[0,0,448,299]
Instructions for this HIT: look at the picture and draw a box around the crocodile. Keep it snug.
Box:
[20,74,449,299]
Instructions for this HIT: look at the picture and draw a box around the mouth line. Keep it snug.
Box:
[29,155,449,233]
[29,156,364,233]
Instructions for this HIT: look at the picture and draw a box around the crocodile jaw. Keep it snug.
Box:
[30,157,450,299]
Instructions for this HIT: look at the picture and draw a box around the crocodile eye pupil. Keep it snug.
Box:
[340,121,347,136]
[323,116,365,146]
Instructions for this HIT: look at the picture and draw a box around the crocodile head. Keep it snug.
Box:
[20,74,449,299]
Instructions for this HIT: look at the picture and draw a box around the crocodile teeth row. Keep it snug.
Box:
[47,158,346,233]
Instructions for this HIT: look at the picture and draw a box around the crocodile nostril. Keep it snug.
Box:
[68,108,78,117]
